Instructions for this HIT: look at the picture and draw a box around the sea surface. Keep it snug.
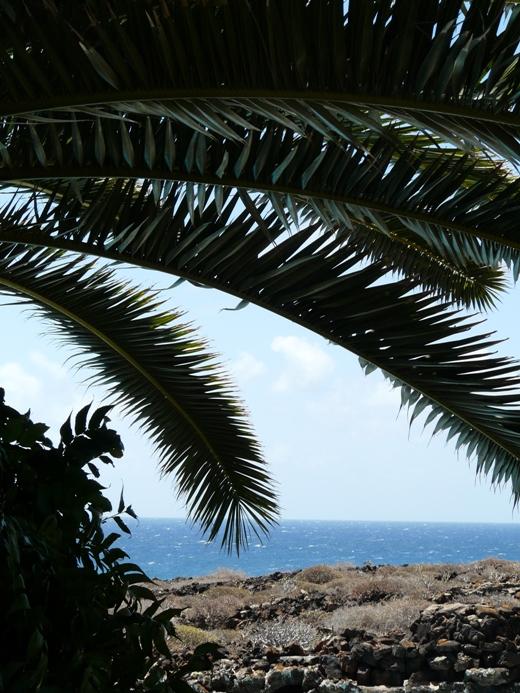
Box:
[113,519,520,579]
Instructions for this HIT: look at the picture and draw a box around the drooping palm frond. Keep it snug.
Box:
[4,187,520,496]
[1,0,520,516]
[1,0,520,161]
[0,177,507,310]
[4,114,520,265]
[0,244,278,550]
[341,222,507,311]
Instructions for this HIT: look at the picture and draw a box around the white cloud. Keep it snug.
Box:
[271,335,334,392]
[231,352,266,384]
[29,351,67,379]
[0,362,42,410]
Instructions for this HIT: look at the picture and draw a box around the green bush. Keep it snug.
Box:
[0,388,218,692]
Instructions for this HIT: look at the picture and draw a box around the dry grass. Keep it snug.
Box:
[181,586,252,627]
[326,597,430,636]
[161,559,520,650]
[173,624,214,649]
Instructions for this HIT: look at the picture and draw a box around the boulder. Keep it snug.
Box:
[265,667,304,693]
[464,667,511,687]
[320,655,343,680]
[428,656,452,672]
[233,675,265,693]
[302,666,323,691]
[318,678,360,693]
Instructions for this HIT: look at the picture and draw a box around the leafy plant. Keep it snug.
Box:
[0,388,220,692]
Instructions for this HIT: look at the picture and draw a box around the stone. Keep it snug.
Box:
[499,650,520,668]
[428,656,452,672]
[458,623,485,644]
[453,652,479,673]
[284,642,306,656]
[435,639,460,653]
[211,672,234,691]
[372,669,402,687]
[388,660,407,674]
[418,642,435,658]
[462,644,481,658]
[351,643,375,667]
[341,656,359,678]
[464,667,511,686]
[405,655,424,675]
[233,675,265,693]
[265,667,303,693]
[404,675,435,693]
[318,679,361,693]
[278,656,307,665]
[252,660,271,672]
[265,649,281,663]
[302,666,323,691]
[475,606,501,618]
[356,667,371,686]
[320,655,343,680]
[372,644,393,661]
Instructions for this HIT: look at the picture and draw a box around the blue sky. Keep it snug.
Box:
[2,266,520,524]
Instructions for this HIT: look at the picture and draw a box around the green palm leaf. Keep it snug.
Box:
[4,186,520,496]
[2,118,520,271]
[2,0,520,160]
[0,177,505,309]
[0,244,278,550]
[1,0,520,525]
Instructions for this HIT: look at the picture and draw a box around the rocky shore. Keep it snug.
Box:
[151,559,520,692]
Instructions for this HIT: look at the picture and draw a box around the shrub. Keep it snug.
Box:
[326,597,429,636]
[297,564,341,585]
[243,617,319,649]
[183,587,248,628]
[0,389,218,692]
[175,625,213,649]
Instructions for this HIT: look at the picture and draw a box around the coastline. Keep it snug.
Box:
[119,518,520,579]
[153,559,520,692]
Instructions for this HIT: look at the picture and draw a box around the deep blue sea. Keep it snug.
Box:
[114,519,520,579]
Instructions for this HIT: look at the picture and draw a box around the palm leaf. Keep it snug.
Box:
[2,115,519,287]
[4,185,520,496]
[1,0,520,511]
[0,177,506,309]
[0,244,278,550]
[1,1,520,160]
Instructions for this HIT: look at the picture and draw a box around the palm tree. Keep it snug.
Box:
[2,0,520,537]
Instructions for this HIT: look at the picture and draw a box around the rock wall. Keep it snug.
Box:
[187,603,520,693]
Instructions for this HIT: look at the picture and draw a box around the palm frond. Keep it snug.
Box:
[343,222,507,311]
[2,115,519,251]
[1,0,520,511]
[3,113,520,285]
[0,244,278,550]
[0,176,508,309]
[4,187,520,495]
[1,1,520,160]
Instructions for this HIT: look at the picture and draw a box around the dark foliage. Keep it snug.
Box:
[0,388,219,692]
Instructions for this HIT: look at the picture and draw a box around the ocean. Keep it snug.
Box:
[114,519,520,579]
